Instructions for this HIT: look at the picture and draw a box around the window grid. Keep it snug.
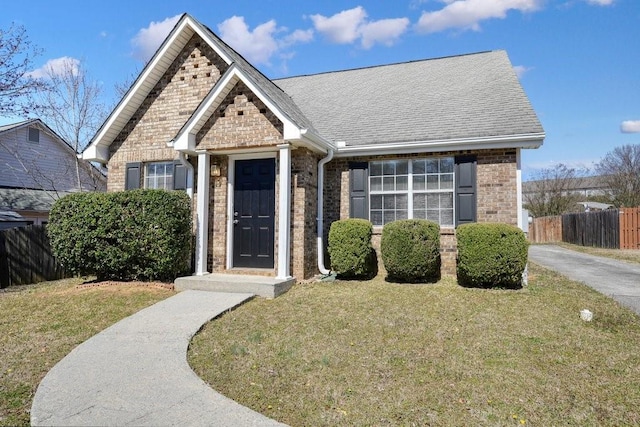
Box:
[145,162,174,190]
[369,158,454,227]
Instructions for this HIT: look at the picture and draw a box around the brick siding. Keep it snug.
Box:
[324,149,518,276]
[108,34,226,191]
[196,82,283,150]
[291,149,320,279]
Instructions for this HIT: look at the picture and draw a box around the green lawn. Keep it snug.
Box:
[189,263,640,426]
[0,278,174,426]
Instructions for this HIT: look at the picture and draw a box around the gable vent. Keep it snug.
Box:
[28,127,40,143]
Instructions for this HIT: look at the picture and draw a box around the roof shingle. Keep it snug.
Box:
[275,50,543,147]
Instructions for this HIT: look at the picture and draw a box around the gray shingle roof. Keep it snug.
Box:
[274,50,543,147]
[0,188,73,211]
[194,20,317,133]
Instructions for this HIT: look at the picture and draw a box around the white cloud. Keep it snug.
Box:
[310,6,409,49]
[513,65,532,78]
[26,56,80,79]
[586,0,614,5]
[310,6,367,44]
[621,120,640,133]
[360,18,410,49]
[218,17,314,65]
[416,0,543,33]
[281,28,314,47]
[218,16,280,65]
[131,14,181,62]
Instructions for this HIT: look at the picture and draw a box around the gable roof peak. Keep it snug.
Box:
[83,12,325,162]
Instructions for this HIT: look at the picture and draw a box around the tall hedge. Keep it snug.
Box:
[456,222,528,288]
[48,189,192,281]
[328,219,377,279]
[381,219,440,283]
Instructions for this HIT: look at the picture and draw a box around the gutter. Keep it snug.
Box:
[317,149,334,275]
[332,133,546,157]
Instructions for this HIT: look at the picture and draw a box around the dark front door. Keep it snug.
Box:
[233,158,275,268]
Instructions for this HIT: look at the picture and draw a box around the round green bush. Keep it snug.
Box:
[381,219,440,283]
[456,222,528,288]
[48,189,192,281]
[328,219,377,279]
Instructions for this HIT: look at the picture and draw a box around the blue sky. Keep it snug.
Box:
[1,0,638,179]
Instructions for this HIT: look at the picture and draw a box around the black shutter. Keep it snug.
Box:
[349,162,368,219]
[455,155,477,226]
[173,161,188,190]
[125,162,141,190]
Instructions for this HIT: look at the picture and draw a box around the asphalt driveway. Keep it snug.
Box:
[529,244,640,315]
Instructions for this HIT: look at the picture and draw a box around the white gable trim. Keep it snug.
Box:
[82,14,236,163]
[171,65,304,153]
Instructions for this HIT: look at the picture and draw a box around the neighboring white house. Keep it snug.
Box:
[0,119,106,225]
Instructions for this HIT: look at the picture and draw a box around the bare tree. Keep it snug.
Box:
[596,144,640,207]
[113,69,139,99]
[524,164,588,217]
[0,23,47,116]
[32,58,107,191]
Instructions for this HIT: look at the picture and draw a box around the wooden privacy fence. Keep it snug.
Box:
[0,225,67,288]
[529,207,640,249]
[562,210,619,249]
[529,215,562,243]
[620,207,640,249]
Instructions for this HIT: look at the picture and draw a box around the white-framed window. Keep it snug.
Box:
[369,157,454,227]
[145,162,174,190]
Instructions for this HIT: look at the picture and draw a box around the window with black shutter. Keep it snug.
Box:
[125,162,141,190]
[349,162,369,219]
[454,155,477,226]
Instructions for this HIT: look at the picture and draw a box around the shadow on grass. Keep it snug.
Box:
[456,277,523,290]
[383,271,441,285]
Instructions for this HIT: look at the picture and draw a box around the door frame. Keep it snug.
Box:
[226,152,277,270]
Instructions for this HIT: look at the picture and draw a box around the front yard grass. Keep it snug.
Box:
[0,278,174,426]
[189,263,640,426]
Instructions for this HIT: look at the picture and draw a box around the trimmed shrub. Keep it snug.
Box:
[381,219,441,283]
[328,219,377,279]
[48,189,192,281]
[456,222,528,288]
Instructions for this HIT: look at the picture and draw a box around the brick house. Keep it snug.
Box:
[82,14,544,285]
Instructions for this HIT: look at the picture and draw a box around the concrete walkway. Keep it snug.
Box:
[31,290,286,426]
[529,245,640,315]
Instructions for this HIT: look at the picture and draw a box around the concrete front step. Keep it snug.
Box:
[174,273,295,298]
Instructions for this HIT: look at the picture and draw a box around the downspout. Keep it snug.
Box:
[177,152,194,199]
[317,149,334,275]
